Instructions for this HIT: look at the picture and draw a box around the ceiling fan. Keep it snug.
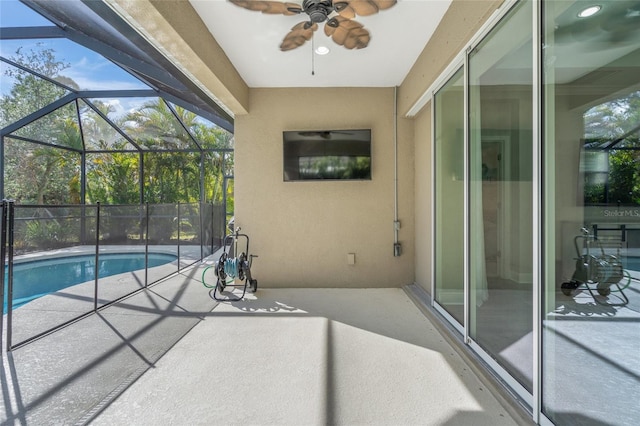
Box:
[229,0,397,51]
[553,0,640,48]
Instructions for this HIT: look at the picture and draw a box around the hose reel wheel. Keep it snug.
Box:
[593,254,624,285]
[206,229,258,302]
[561,229,630,307]
[215,252,228,280]
[240,253,248,281]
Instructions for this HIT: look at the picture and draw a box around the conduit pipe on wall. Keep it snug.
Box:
[393,86,402,257]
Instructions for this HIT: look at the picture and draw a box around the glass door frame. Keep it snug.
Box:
[428,0,542,420]
[431,55,466,337]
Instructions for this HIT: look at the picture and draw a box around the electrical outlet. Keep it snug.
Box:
[347,253,356,265]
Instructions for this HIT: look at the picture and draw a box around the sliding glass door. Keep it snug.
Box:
[468,0,534,394]
[434,68,465,326]
[542,1,640,424]
[429,1,640,423]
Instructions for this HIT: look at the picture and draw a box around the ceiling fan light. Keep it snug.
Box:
[315,45,330,55]
[578,5,601,18]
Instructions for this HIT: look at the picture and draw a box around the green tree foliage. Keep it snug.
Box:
[2,45,234,209]
[120,99,232,204]
[583,91,640,205]
[299,156,370,179]
[1,45,80,204]
[84,100,141,204]
[4,138,80,204]
[584,91,640,140]
[86,152,140,205]
[609,150,640,204]
[0,45,69,128]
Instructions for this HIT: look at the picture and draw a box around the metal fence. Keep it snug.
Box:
[2,201,225,351]
[1,200,7,351]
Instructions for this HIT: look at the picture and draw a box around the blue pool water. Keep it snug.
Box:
[626,257,640,273]
[3,253,177,310]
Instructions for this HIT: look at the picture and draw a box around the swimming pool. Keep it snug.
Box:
[3,252,177,310]
[624,255,640,271]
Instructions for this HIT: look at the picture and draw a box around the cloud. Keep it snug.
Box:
[94,98,151,121]
[62,56,148,91]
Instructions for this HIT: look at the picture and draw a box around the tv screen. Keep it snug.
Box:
[283,129,371,181]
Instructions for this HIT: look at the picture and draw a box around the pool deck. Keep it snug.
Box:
[4,245,205,348]
[1,258,533,425]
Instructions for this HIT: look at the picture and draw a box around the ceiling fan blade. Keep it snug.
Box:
[333,2,355,19]
[324,16,370,49]
[343,27,370,49]
[335,0,397,18]
[371,0,397,12]
[229,0,303,15]
[280,21,318,51]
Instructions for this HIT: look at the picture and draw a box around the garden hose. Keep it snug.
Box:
[613,270,633,292]
[201,261,234,288]
[224,257,240,279]
[201,266,216,289]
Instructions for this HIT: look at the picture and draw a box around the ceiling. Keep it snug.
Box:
[189,0,452,88]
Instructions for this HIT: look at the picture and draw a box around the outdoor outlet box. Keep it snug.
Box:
[394,243,402,257]
[347,253,356,265]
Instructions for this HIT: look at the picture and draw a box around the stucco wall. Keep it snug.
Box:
[398,0,503,116]
[112,0,505,290]
[234,88,414,288]
[231,1,502,289]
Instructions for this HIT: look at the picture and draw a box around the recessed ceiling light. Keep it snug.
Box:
[578,5,601,18]
[315,46,330,55]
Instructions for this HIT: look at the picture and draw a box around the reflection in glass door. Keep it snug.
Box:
[434,68,465,326]
[542,1,640,424]
[468,0,534,393]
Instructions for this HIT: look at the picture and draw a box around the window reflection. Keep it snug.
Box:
[434,68,465,326]
[543,1,640,425]
[469,0,533,394]
[582,92,640,206]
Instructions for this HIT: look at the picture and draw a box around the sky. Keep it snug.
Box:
[0,0,223,129]
[0,0,51,27]
[0,0,149,116]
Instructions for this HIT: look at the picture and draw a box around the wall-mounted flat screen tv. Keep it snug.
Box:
[283,129,371,181]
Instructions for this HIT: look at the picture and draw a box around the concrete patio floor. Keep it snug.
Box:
[2,260,533,425]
